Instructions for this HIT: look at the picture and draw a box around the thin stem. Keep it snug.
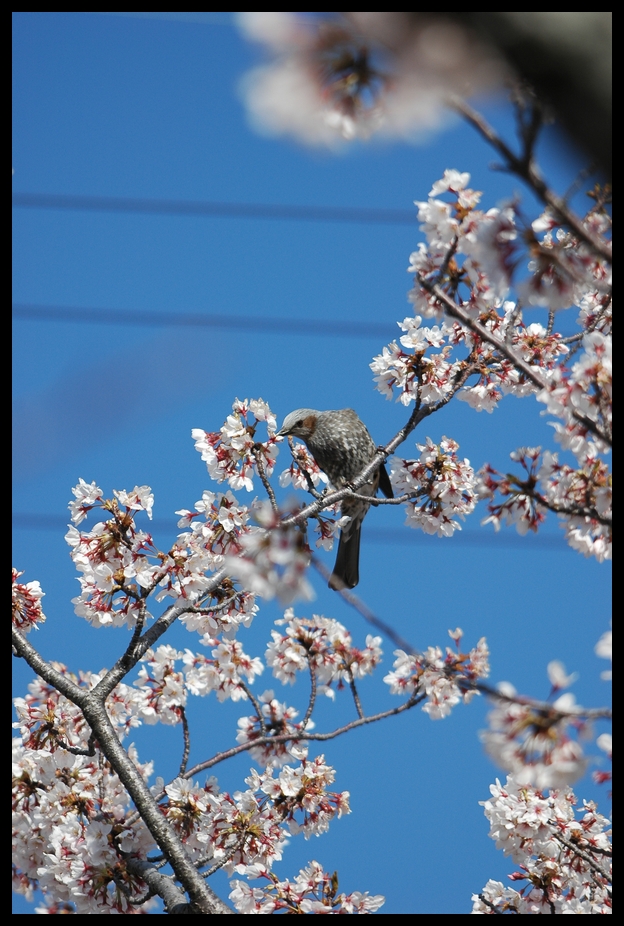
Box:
[418,276,611,447]
[238,680,267,735]
[200,836,246,879]
[302,661,317,729]
[549,829,612,884]
[312,557,416,654]
[452,98,611,263]
[253,445,279,513]
[477,893,505,914]
[179,706,191,775]
[346,670,364,719]
[288,436,324,499]
[184,694,424,778]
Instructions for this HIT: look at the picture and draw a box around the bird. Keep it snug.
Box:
[277,408,393,590]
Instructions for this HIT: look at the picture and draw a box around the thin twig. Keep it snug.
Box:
[346,669,364,719]
[199,835,246,879]
[452,98,612,263]
[253,445,279,513]
[183,694,424,778]
[549,829,612,884]
[418,276,611,447]
[302,661,317,729]
[312,557,416,654]
[238,679,267,735]
[179,707,191,775]
[288,436,324,499]
[477,893,505,914]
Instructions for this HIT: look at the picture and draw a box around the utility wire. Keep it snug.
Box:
[13,192,417,226]
[12,303,395,339]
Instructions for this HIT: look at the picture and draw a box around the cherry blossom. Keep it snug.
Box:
[481,684,591,790]
[266,609,382,696]
[226,501,314,604]
[230,859,384,914]
[182,637,263,703]
[384,632,490,719]
[192,397,279,493]
[279,440,329,490]
[12,568,46,633]
[472,776,611,914]
[237,13,502,147]
[390,437,478,536]
[236,690,311,767]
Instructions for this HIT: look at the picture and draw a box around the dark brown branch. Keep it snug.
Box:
[312,557,416,654]
[549,829,612,884]
[238,679,267,736]
[302,661,317,730]
[253,444,279,513]
[477,893,506,914]
[452,98,612,263]
[184,694,424,778]
[288,436,324,499]
[179,707,191,776]
[12,626,233,915]
[346,670,364,719]
[418,276,611,447]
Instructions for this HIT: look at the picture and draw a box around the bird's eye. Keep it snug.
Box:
[296,420,303,427]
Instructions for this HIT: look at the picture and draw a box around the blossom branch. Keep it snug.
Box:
[549,829,612,884]
[12,626,234,914]
[184,695,424,777]
[452,97,612,263]
[238,680,268,736]
[302,661,317,730]
[124,858,191,914]
[418,275,611,447]
[346,670,364,719]
[179,706,191,776]
[253,443,279,513]
[312,556,416,654]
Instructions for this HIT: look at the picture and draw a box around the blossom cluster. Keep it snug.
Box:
[192,397,279,493]
[237,13,502,146]
[230,859,384,914]
[12,670,157,913]
[236,690,310,767]
[479,445,612,561]
[384,629,490,719]
[279,440,329,491]
[226,501,314,604]
[472,776,611,914]
[12,653,354,912]
[374,169,612,555]
[266,608,383,697]
[64,482,160,628]
[390,437,478,536]
[481,683,592,791]
[12,568,46,633]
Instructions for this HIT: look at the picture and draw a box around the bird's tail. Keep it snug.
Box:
[329,524,361,590]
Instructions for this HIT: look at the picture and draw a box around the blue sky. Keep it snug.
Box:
[13,12,611,914]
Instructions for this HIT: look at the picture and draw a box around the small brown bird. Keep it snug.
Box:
[277,408,393,590]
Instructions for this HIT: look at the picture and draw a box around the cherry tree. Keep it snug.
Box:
[13,13,610,915]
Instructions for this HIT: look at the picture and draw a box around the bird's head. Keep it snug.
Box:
[277,408,320,441]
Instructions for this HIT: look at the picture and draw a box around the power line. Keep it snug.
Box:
[12,512,566,550]
[12,303,394,339]
[12,192,417,226]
